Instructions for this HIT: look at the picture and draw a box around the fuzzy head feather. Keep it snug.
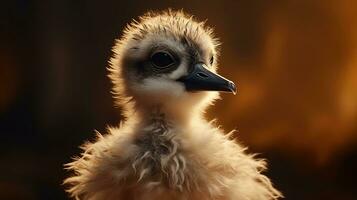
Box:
[108,10,222,119]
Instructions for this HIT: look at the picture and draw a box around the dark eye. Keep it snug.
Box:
[151,51,175,68]
[210,56,214,65]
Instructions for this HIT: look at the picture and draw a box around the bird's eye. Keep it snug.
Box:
[210,56,214,65]
[151,51,175,68]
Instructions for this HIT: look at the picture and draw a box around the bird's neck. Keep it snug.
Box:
[131,103,203,128]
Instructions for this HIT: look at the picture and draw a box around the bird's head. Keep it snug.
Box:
[109,10,236,117]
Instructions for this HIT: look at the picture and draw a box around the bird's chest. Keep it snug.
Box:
[131,117,188,190]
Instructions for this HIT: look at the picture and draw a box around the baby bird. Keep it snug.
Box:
[64,10,282,200]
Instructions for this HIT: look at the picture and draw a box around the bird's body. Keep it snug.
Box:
[64,10,282,200]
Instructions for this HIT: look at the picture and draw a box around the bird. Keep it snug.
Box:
[64,10,282,200]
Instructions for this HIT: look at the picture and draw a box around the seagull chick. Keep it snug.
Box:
[64,10,282,200]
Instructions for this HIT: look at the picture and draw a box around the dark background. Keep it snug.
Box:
[1,0,357,199]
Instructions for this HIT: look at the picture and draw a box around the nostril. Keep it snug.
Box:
[197,72,209,78]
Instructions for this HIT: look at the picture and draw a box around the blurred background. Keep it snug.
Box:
[1,0,357,199]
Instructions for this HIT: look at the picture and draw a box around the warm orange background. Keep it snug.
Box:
[1,0,356,199]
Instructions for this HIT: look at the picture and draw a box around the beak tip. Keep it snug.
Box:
[229,81,237,95]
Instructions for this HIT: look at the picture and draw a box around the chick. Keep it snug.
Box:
[64,10,282,200]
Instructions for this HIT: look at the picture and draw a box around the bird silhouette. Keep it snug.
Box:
[64,10,282,200]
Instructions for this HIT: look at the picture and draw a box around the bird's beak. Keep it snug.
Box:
[178,63,237,95]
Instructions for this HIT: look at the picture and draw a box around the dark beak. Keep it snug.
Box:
[178,63,237,94]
